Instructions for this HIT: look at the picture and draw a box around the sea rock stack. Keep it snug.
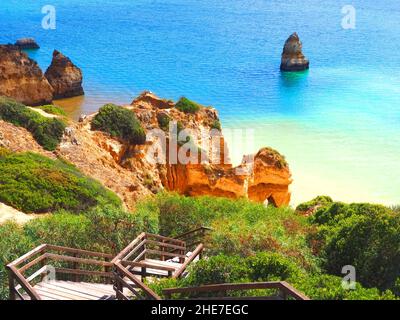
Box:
[45,50,84,99]
[14,38,40,50]
[0,45,53,105]
[280,33,309,72]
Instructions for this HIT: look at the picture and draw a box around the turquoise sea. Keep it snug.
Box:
[1,0,399,205]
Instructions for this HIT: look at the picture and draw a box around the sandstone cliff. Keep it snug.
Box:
[280,33,309,72]
[0,92,292,210]
[45,50,84,99]
[0,45,53,105]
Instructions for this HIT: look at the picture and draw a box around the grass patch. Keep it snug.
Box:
[0,97,66,151]
[91,104,146,144]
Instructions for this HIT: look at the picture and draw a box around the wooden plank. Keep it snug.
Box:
[279,281,311,300]
[15,266,48,291]
[18,254,48,273]
[46,245,113,259]
[145,240,186,251]
[45,253,112,267]
[59,281,115,298]
[121,260,178,272]
[112,233,146,263]
[35,282,96,300]
[7,244,47,267]
[55,267,113,278]
[114,262,161,300]
[7,266,41,300]
[173,244,203,278]
[146,233,185,246]
[145,249,186,259]
[122,239,146,261]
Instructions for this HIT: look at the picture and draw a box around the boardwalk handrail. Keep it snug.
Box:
[113,261,161,300]
[7,244,113,300]
[173,243,203,279]
[174,227,212,250]
[113,233,191,279]
[163,281,310,300]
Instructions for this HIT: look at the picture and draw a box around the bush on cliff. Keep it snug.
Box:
[175,97,201,114]
[0,151,121,213]
[0,97,66,151]
[36,104,67,116]
[91,103,146,145]
[309,202,400,291]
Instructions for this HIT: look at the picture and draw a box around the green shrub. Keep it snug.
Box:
[175,97,201,114]
[0,151,121,213]
[36,105,67,116]
[296,196,333,213]
[91,104,146,144]
[247,252,304,282]
[186,255,250,286]
[157,112,171,131]
[210,120,221,131]
[310,202,400,291]
[0,97,66,151]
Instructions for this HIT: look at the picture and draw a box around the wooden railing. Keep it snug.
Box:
[175,226,212,250]
[163,281,310,300]
[112,232,204,300]
[7,244,113,300]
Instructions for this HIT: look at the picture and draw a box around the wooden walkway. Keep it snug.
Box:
[25,280,124,300]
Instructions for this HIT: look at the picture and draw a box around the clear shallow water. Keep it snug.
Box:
[1,0,399,205]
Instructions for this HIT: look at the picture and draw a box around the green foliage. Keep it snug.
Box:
[144,193,317,270]
[157,112,171,131]
[296,195,333,213]
[210,120,221,131]
[91,103,146,144]
[0,151,121,213]
[0,97,66,151]
[309,202,400,291]
[175,97,201,114]
[36,105,67,116]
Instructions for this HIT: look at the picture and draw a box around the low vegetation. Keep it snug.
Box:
[175,97,201,114]
[91,103,146,144]
[0,150,121,213]
[36,104,67,116]
[0,186,399,300]
[0,97,66,151]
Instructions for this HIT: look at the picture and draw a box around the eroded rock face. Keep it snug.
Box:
[45,50,84,99]
[280,33,309,72]
[0,45,53,105]
[15,38,40,50]
[1,92,292,210]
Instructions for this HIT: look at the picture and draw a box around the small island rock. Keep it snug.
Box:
[280,33,309,72]
[14,38,40,50]
[45,50,84,99]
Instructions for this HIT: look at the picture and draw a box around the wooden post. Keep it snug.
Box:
[72,253,79,282]
[8,269,16,300]
[141,267,146,282]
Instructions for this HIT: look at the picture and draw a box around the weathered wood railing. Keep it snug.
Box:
[111,232,204,300]
[163,281,310,300]
[175,226,212,250]
[7,244,113,300]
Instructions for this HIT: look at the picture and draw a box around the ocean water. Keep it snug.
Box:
[1,0,399,206]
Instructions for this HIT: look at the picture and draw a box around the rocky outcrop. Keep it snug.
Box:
[0,92,292,209]
[15,38,40,50]
[280,33,309,72]
[45,50,84,99]
[0,45,53,105]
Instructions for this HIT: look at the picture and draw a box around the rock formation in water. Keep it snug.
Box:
[0,45,53,105]
[1,92,292,209]
[14,38,40,50]
[280,32,309,72]
[45,50,84,99]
